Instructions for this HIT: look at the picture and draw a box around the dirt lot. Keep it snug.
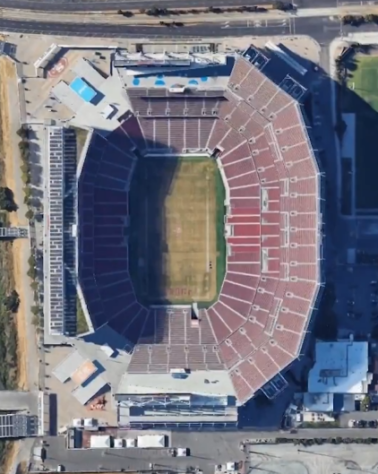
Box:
[130,156,218,303]
[248,443,378,474]
[0,56,28,390]
[0,54,32,474]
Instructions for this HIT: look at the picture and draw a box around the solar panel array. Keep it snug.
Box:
[0,227,28,238]
[0,414,38,438]
[78,52,322,405]
[47,127,65,336]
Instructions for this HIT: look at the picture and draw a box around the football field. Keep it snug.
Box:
[129,156,225,304]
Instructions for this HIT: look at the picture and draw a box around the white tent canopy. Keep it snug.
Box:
[137,434,165,448]
[90,435,111,449]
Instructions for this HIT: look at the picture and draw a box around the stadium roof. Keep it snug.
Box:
[73,58,106,90]
[117,371,236,397]
[78,45,323,405]
[72,374,108,405]
[53,350,88,383]
[52,349,108,405]
[70,77,97,103]
[71,359,97,385]
[308,341,369,394]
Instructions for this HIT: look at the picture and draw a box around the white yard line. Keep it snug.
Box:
[206,174,210,272]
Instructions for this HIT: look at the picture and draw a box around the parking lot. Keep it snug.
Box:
[34,427,378,473]
[34,431,246,473]
[340,408,378,428]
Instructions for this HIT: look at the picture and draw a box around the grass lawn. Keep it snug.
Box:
[346,57,378,110]
[341,54,378,210]
[214,162,226,300]
[76,297,89,335]
[129,156,226,306]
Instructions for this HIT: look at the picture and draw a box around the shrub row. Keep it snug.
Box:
[117,2,293,17]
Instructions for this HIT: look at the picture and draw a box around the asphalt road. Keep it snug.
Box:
[0,0,340,12]
[0,16,369,41]
[0,390,39,413]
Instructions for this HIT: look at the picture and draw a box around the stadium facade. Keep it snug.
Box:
[57,45,323,429]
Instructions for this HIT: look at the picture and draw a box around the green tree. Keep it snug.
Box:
[27,267,36,280]
[21,170,30,185]
[20,147,29,161]
[27,254,37,280]
[0,187,17,212]
[273,0,285,10]
[342,14,353,24]
[18,140,29,153]
[28,255,36,268]
[77,297,89,335]
[16,127,28,139]
[25,209,34,220]
[4,290,20,313]
[32,313,40,327]
[20,161,30,175]
[23,186,32,205]
[21,172,30,185]
[147,6,160,15]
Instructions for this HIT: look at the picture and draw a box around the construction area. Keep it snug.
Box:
[247,442,378,474]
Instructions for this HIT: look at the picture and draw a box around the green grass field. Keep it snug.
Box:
[347,57,378,110]
[129,156,226,306]
[341,54,378,210]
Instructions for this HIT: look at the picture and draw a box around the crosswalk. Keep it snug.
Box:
[221,18,289,29]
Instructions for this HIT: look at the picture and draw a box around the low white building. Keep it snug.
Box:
[303,340,372,413]
[137,434,166,448]
[308,340,370,394]
[303,392,355,413]
[90,435,111,449]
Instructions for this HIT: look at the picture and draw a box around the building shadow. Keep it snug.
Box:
[49,392,58,436]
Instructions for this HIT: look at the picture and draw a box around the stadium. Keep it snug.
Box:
[52,45,323,429]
